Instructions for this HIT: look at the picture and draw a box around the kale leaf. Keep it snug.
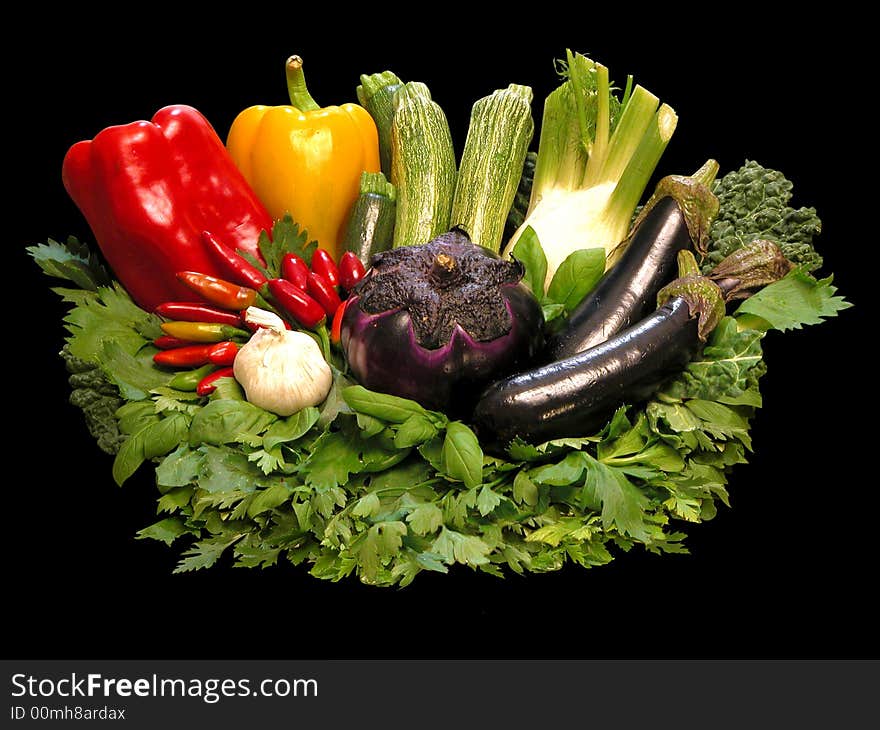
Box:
[60,344,126,455]
[705,160,823,272]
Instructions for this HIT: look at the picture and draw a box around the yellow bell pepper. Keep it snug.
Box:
[227,55,380,262]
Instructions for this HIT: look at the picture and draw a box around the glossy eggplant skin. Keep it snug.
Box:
[547,197,693,359]
[471,296,699,456]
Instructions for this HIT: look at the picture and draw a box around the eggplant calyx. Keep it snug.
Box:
[627,160,721,258]
[708,239,794,300]
[658,274,724,342]
[356,229,528,349]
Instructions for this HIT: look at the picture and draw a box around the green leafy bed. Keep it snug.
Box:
[32,162,849,586]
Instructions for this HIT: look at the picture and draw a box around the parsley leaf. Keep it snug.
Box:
[174,533,243,573]
[136,517,190,546]
[28,236,110,291]
[734,269,852,332]
[250,214,318,278]
[63,283,162,363]
[406,502,444,535]
[101,341,171,401]
[580,455,651,541]
[156,445,204,488]
[431,528,492,567]
[302,430,367,490]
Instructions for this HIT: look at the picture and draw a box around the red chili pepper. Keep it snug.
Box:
[208,341,239,366]
[155,301,243,327]
[311,248,340,288]
[338,251,366,293]
[330,299,348,345]
[267,279,326,329]
[177,271,257,310]
[201,231,268,290]
[153,344,215,368]
[281,253,309,290]
[153,335,193,349]
[197,367,236,396]
[307,271,342,318]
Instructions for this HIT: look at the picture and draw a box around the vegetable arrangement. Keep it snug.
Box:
[30,51,850,586]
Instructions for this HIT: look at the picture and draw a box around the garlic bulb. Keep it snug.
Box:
[233,326,332,416]
[242,305,287,332]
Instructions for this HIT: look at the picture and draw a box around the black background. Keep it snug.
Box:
[8,13,874,659]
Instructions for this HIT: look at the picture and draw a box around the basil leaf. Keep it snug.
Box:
[546,248,606,313]
[263,407,320,451]
[541,302,565,322]
[189,400,277,446]
[394,415,438,448]
[342,385,432,424]
[510,225,547,297]
[112,413,188,486]
[440,421,483,489]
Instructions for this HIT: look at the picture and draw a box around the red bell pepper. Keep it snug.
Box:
[62,105,273,312]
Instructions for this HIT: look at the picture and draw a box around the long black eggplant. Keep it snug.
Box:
[547,162,719,360]
[471,241,792,456]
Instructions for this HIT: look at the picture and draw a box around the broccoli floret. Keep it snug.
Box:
[704,160,823,273]
[60,345,126,455]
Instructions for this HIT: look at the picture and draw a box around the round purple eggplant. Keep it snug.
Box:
[340,229,544,413]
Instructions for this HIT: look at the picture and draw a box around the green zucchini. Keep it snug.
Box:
[343,171,397,266]
[450,84,534,252]
[390,82,457,247]
[357,71,404,177]
[503,150,537,242]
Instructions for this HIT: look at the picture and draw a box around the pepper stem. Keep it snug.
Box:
[286,55,320,111]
